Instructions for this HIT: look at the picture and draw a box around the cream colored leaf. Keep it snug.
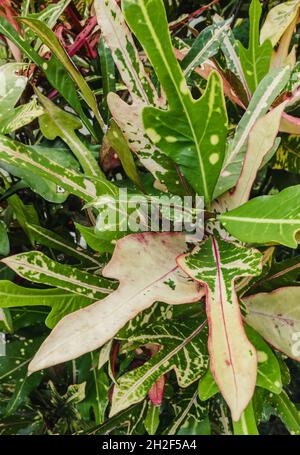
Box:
[243,287,300,361]
[28,232,202,373]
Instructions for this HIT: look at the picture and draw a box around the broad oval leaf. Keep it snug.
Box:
[219,185,300,248]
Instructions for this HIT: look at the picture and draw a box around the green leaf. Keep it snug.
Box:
[144,402,160,435]
[26,223,101,267]
[238,0,272,94]
[122,0,228,203]
[214,66,290,198]
[165,385,210,435]
[0,220,9,256]
[181,19,231,77]
[269,390,300,435]
[0,335,45,415]
[111,318,208,416]
[0,16,95,138]
[19,17,106,132]
[96,0,184,195]
[2,251,115,299]
[1,142,81,204]
[232,400,259,435]
[7,194,39,245]
[28,233,201,373]
[243,286,300,361]
[87,402,147,435]
[0,135,117,203]
[75,222,120,254]
[76,352,110,425]
[245,325,282,394]
[177,236,262,421]
[98,36,116,122]
[0,99,43,134]
[219,185,300,248]
[36,90,103,178]
[0,280,92,329]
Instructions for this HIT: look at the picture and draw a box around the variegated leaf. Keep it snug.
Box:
[219,185,300,248]
[0,135,117,202]
[28,232,202,373]
[214,66,290,198]
[243,286,300,361]
[181,18,231,77]
[164,385,209,435]
[95,0,183,194]
[224,102,286,210]
[0,99,44,134]
[260,0,300,47]
[36,89,102,178]
[272,134,300,173]
[122,0,228,203]
[110,318,208,416]
[0,63,27,112]
[177,237,262,421]
[2,251,115,299]
[19,16,106,131]
[0,280,92,329]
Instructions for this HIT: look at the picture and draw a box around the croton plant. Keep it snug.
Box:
[0,0,300,436]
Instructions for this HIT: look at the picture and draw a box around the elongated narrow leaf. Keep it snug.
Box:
[214,66,290,198]
[111,318,208,416]
[0,335,45,415]
[198,324,282,399]
[19,17,105,131]
[122,0,228,202]
[0,220,9,256]
[0,16,94,138]
[238,0,272,94]
[177,237,262,421]
[36,90,102,178]
[0,99,44,134]
[269,390,300,435]
[26,223,101,267]
[181,19,231,77]
[0,280,92,329]
[165,385,209,435]
[232,400,259,435]
[95,0,183,194]
[28,232,202,373]
[2,251,114,299]
[0,135,117,202]
[225,103,286,209]
[219,185,300,248]
[243,286,300,361]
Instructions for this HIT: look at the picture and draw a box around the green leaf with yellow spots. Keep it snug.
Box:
[122,0,228,203]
